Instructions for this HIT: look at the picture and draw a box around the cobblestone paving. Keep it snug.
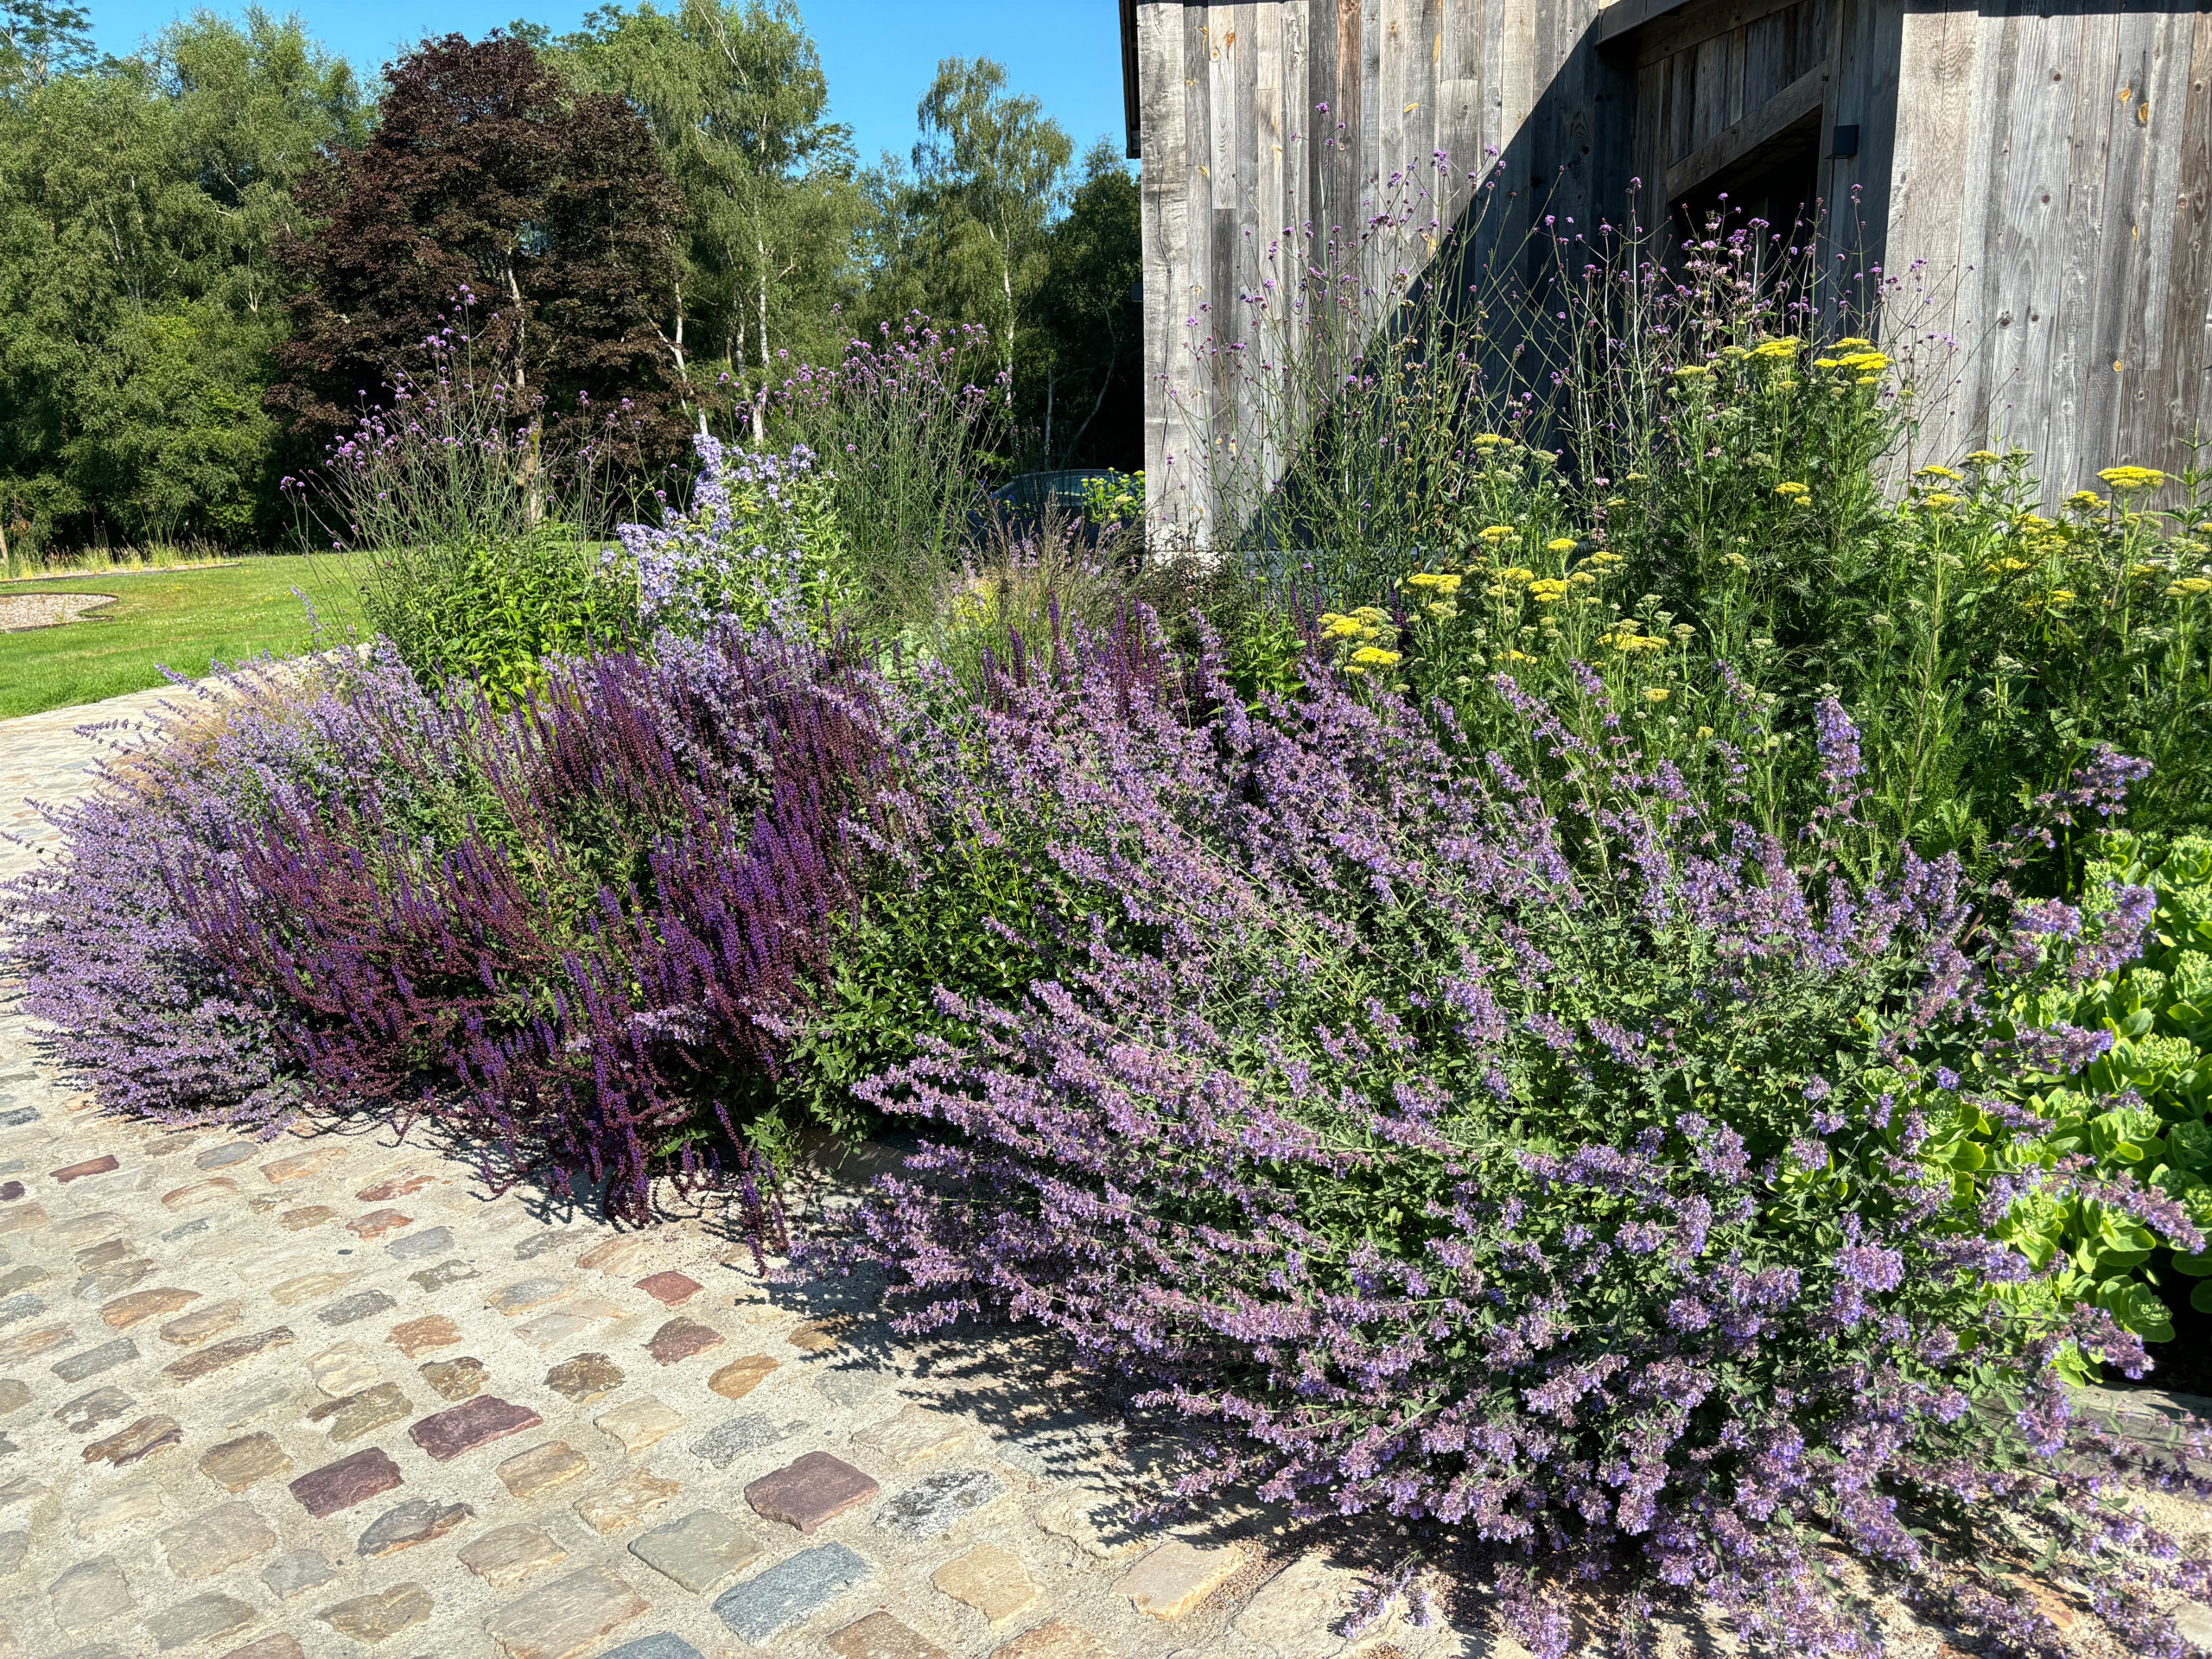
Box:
[0,690,1516,1657]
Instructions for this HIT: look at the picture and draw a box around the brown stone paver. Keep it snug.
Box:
[0,685,1522,1659]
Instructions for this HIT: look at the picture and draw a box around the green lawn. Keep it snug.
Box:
[0,555,368,719]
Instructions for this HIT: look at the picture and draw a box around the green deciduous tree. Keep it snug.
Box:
[0,8,363,551]
[869,57,1070,418]
[1027,138,1141,470]
[561,0,860,441]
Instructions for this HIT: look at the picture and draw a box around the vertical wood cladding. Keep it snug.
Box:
[1134,0,2212,528]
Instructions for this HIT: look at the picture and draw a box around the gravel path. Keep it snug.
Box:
[0,686,1497,1659]
[0,594,113,633]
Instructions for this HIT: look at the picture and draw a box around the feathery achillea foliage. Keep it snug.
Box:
[839,612,2210,1656]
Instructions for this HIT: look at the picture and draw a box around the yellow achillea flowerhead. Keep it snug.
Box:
[1528,579,1568,602]
[1750,338,1801,360]
[2168,577,2212,596]
[1921,493,1961,511]
[1967,450,2003,465]
[1916,465,1961,481]
[1427,601,1459,619]
[1405,572,1445,588]
[1643,686,1671,702]
[1351,645,1402,667]
[1600,631,1669,654]
[2048,589,2076,605]
[1497,566,1535,582]
[1547,537,1579,554]
[1352,606,1391,624]
[1674,363,1713,378]
[1317,613,1366,639]
[1986,558,2030,575]
[1479,525,1521,543]
[1567,571,1597,587]
[1587,550,1623,567]
[2099,466,2167,492]
[1472,433,1508,448]
[1834,337,1874,349]
[1774,481,1810,499]
[2067,491,2107,511]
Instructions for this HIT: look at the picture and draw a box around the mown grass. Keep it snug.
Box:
[0,555,367,719]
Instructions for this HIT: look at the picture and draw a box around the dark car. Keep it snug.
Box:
[974,469,1126,544]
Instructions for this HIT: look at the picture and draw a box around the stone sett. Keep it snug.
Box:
[498,1440,590,1499]
[597,1396,684,1454]
[411,1393,543,1459]
[575,1468,682,1534]
[143,1592,257,1651]
[220,1637,305,1659]
[987,1621,1115,1659]
[460,1522,569,1588]
[646,1316,724,1365]
[385,1226,453,1262]
[308,1381,411,1441]
[386,1314,458,1357]
[159,1502,278,1580]
[49,1554,134,1631]
[357,1497,474,1557]
[1117,1538,1243,1621]
[316,1288,398,1327]
[84,1413,181,1465]
[79,1484,165,1537]
[635,1269,702,1306]
[876,1466,1007,1539]
[746,1450,880,1535]
[826,1611,950,1659]
[626,1507,760,1593]
[690,1412,795,1469]
[483,1563,650,1659]
[934,1543,1039,1625]
[712,1541,874,1644]
[288,1446,404,1518]
[259,1552,339,1600]
[199,1433,292,1492]
[598,1637,706,1659]
[545,1351,624,1402]
[316,1581,433,1643]
[421,1356,489,1402]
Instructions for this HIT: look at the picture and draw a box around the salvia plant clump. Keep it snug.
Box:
[823,609,2209,1657]
[4,630,892,1222]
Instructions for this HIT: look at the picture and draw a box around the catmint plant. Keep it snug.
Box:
[824,609,2209,1657]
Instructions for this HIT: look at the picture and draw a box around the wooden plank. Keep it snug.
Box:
[1600,0,1688,50]
[1135,3,1188,531]
[1688,35,1732,152]
[2114,11,2192,467]
[1664,60,1827,201]
[2077,9,2162,475]
[1635,0,1805,71]
[2154,10,2212,473]
[1742,10,1788,111]
[2044,11,2114,493]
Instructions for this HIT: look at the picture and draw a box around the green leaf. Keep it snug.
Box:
[2194,1280,2212,1317]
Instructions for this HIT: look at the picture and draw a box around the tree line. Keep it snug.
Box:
[0,0,1141,555]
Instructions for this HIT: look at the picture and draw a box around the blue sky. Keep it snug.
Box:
[88,0,1129,174]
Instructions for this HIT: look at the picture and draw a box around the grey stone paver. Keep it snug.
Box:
[0,682,1523,1659]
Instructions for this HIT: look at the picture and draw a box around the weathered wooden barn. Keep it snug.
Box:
[1117,0,2212,535]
